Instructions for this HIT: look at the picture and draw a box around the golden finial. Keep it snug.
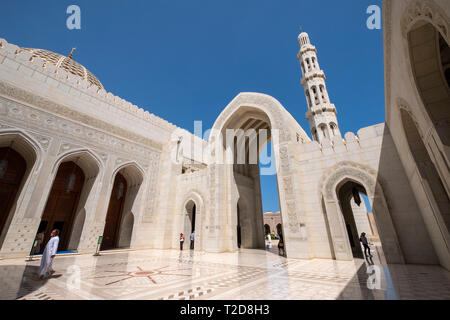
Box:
[68,47,76,59]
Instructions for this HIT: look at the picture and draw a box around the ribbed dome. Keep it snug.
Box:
[19,48,104,89]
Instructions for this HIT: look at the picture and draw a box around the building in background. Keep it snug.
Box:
[263,211,282,236]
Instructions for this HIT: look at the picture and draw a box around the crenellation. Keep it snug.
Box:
[357,125,379,140]
[15,50,32,63]
[4,42,19,54]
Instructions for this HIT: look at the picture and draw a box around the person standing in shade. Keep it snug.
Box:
[180,233,185,251]
[38,229,60,280]
[190,231,195,250]
[278,234,285,256]
[33,231,44,255]
[359,232,373,258]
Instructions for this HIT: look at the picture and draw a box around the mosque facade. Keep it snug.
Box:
[0,0,448,271]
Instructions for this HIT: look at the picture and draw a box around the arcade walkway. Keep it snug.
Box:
[0,247,449,300]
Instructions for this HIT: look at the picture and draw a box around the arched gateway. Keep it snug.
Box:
[205,92,311,258]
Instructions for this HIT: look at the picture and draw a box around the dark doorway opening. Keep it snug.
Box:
[40,161,85,251]
[0,147,26,241]
[101,173,128,250]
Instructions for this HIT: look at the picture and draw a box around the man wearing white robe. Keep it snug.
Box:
[267,233,272,249]
[38,229,59,280]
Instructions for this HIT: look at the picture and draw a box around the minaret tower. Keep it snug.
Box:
[297,31,341,142]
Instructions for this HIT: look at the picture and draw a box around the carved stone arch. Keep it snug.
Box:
[318,161,379,198]
[41,148,103,251]
[398,99,450,264]
[211,92,298,145]
[400,1,450,148]
[181,189,206,250]
[111,161,145,186]
[0,130,44,249]
[105,161,145,249]
[182,189,205,213]
[401,0,449,41]
[0,129,44,170]
[397,97,450,196]
[207,92,311,258]
[52,148,103,179]
[396,97,427,139]
[322,165,378,202]
[320,164,405,264]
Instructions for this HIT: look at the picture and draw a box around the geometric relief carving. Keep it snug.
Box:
[283,176,293,196]
[59,142,84,154]
[0,85,165,166]
[0,94,160,165]
[334,239,345,253]
[322,162,377,201]
[0,82,166,153]
[29,132,52,151]
[400,0,449,41]
[285,200,299,233]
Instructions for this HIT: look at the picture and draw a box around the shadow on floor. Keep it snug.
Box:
[0,264,61,300]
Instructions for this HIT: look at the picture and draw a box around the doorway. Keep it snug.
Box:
[39,161,85,251]
[101,173,127,250]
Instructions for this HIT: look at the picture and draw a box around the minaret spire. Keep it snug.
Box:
[68,47,76,59]
[297,31,341,142]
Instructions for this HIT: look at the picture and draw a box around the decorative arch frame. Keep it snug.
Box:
[105,161,145,249]
[399,1,450,146]
[320,162,405,263]
[51,148,103,178]
[181,189,206,251]
[208,92,310,258]
[110,161,145,186]
[41,148,103,251]
[397,100,450,268]
[0,130,44,249]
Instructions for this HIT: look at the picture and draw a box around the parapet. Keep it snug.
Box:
[297,123,385,159]
[0,38,178,135]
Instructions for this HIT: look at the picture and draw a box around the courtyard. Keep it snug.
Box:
[1,246,449,300]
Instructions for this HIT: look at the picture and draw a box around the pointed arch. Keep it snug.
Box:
[208,93,311,258]
[320,163,405,263]
[181,189,206,251]
[102,162,145,250]
[41,148,102,251]
[0,130,43,249]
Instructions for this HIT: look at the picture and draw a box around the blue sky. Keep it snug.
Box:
[2,0,384,212]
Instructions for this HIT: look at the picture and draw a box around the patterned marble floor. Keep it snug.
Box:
[0,246,449,300]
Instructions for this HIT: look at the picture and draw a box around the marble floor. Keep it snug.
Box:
[0,245,449,300]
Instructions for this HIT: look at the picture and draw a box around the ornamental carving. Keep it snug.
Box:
[400,0,449,40]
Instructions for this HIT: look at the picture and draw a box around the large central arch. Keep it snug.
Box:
[205,92,311,258]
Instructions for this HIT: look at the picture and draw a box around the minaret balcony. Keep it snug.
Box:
[301,70,326,85]
[297,45,317,56]
[305,104,337,120]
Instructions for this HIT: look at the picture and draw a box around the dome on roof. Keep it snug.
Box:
[19,48,104,89]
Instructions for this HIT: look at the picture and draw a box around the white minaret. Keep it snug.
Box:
[297,31,341,142]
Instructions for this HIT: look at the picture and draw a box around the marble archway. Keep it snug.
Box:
[321,163,405,264]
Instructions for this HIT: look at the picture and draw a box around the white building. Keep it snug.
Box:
[0,0,448,271]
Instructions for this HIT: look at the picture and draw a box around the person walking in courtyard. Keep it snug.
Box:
[267,233,272,249]
[180,233,185,251]
[360,232,373,258]
[278,234,285,256]
[38,229,60,280]
[190,231,195,250]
